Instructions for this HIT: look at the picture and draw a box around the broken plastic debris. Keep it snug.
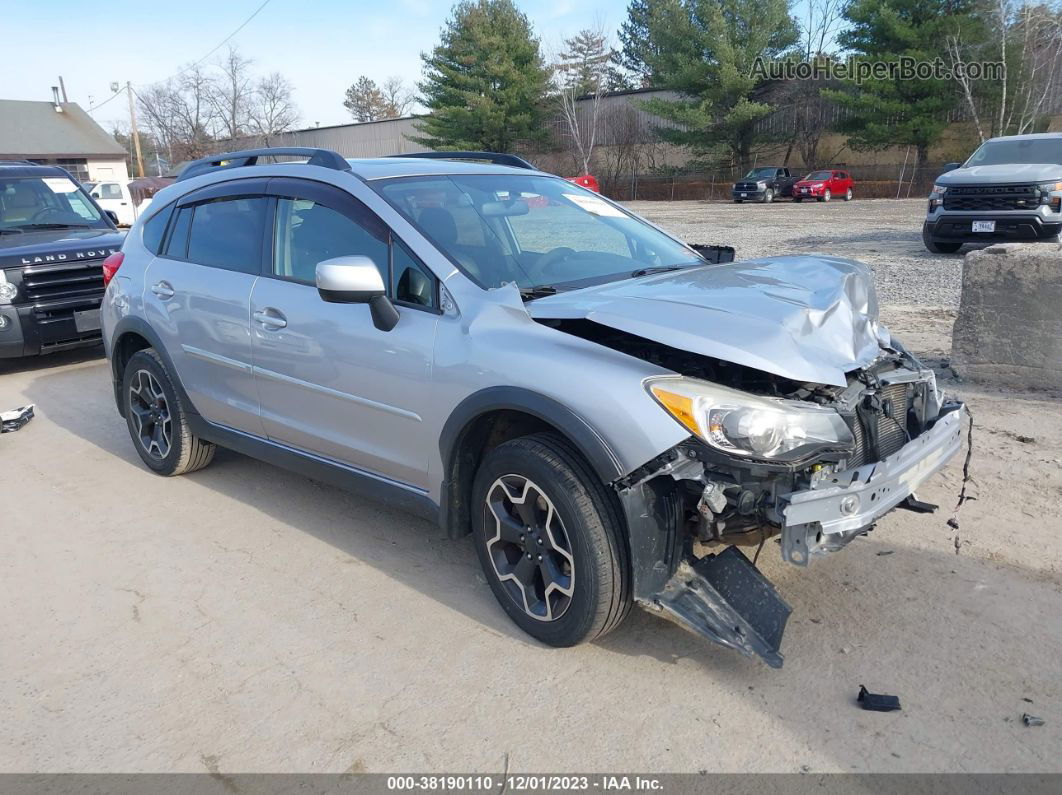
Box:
[1,404,34,433]
[1022,713,1045,727]
[857,685,901,712]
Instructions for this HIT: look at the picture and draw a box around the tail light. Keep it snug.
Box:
[102,251,124,287]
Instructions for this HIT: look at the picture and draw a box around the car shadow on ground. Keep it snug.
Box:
[17,359,1062,706]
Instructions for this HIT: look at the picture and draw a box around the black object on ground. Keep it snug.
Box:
[858,685,902,712]
[1022,713,1045,727]
[1,405,34,433]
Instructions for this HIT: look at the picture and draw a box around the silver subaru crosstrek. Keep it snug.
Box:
[101,147,967,667]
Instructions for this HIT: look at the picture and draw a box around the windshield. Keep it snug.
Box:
[744,168,777,179]
[376,175,701,290]
[804,171,831,180]
[0,175,109,231]
[965,138,1062,167]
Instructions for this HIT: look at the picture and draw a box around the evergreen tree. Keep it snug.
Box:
[557,29,612,96]
[616,0,661,86]
[413,0,551,152]
[642,0,800,171]
[824,0,978,166]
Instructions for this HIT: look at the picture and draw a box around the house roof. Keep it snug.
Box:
[0,100,127,159]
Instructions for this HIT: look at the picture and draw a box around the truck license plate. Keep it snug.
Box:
[74,309,101,332]
[972,221,996,233]
[741,193,747,197]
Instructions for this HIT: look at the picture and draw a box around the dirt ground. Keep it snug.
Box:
[2,199,1060,774]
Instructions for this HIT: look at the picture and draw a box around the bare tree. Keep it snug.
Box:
[137,63,219,162]
[780,0,847,168]
[553,26,612,175]
[381,76,416,117]
[209,45,256,140]
[249,72,300,139]
[947,0,1062,140]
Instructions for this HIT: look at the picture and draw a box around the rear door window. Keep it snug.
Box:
[185,197,269,274]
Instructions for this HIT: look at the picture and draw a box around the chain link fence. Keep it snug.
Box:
[600,161,952,202]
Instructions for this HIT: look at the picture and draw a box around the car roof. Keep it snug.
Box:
[346,156,551,181]
[0,162,70,179]
[984,132,1062,143]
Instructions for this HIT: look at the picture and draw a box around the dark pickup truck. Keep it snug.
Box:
[0,162,124,358]
[732,167,799,203]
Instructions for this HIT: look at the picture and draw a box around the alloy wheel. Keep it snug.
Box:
[484,475,575,622]
[128,369,172,460]
[824,189,832,202]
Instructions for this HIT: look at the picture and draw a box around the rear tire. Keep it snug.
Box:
[844,188,853,201]
[122,349,215,476]
[471,434,631,647]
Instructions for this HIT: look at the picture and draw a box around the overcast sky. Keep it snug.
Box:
[2,0,624,134]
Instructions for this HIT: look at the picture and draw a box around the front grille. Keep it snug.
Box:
[844,383,912,469]
[943,184,1039,211]
[735,182,760,192]
[20,261,105,320]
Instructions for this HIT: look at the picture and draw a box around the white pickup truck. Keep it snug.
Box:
[84,177,172,226]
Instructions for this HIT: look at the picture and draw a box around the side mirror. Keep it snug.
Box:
[104,210,119,225]
[942,162,961,173]
[316,255,399,332]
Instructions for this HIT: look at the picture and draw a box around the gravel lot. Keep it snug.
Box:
[628,198,965,308]
[2,199,1060,775]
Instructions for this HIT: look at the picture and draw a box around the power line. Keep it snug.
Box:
[173,0,273,78]
[88,0,273,112]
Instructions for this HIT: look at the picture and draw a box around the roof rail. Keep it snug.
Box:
[389,151,536,170]
[177,147,351,182]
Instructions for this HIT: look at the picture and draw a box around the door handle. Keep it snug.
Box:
[253,308,287,329]
[151,281,174,299]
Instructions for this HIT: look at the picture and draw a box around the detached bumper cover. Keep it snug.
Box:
[780,402,967,565]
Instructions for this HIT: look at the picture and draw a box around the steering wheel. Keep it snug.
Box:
[527,246,577,280]
[29,207,65,223]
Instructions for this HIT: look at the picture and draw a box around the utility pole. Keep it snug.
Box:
[126,81,145,178]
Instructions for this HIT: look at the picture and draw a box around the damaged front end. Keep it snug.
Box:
[530,254,967,666]
[609,340,966,668]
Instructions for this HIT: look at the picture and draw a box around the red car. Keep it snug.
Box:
[566,174,600,192]
[793,169,854,202]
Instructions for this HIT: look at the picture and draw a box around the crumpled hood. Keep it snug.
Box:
[937,163,1062,184]
[527,255,888,387]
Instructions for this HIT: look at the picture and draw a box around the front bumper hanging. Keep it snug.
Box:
[780,402,966,565]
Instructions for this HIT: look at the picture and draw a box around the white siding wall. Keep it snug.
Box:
[87,158,130,182]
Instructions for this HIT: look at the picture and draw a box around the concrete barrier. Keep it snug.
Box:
[951,241,1062,390]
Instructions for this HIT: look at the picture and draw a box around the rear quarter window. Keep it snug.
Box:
[142,203,174,255]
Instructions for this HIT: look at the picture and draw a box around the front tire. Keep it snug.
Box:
[922,226,963,253]
[122,349,215,476]
[819,189,831,202]
[471,434,631,647]
[762,189,774,203]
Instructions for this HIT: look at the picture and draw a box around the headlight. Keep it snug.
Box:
[1039,181,1062,210]
[0,271,16,304]
[647,377,854,461]
[757,181,767,188]
[932,184,947,194]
